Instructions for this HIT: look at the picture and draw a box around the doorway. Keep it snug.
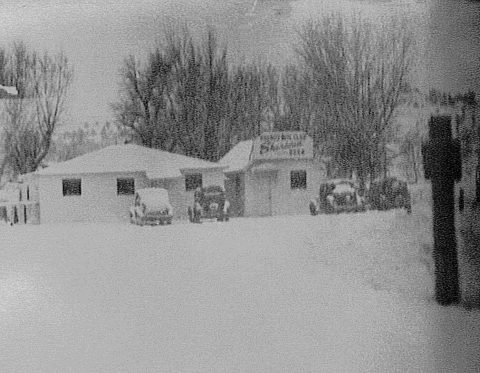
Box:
[251,171,277,216]
[225,173,245,217]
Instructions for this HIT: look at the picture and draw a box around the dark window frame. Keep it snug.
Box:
[62,178,82,196]
[117,178,135,196]
[290,170,307,190]
[185,173,203,191]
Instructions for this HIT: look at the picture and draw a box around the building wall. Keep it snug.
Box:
[245,171,275,217]
[244,159,323,217]
[38,172,148,223]
[38,168,225,224]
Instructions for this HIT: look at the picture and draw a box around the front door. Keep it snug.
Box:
[250,171,276,216]
[225,173,245,217]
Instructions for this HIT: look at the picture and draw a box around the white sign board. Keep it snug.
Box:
[251,131,313,160]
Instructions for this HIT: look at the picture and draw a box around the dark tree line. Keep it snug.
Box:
[112,27,278,162]
[1,14,415,183]
[285,16,414,186]
[428,89,477,107]
[113,17,415,185]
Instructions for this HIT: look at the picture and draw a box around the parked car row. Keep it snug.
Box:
[129,177,410,226]
[309,177,412,216]
[129,185,230,226]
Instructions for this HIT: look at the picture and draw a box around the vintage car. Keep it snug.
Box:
[309,179,365,215]
[187,185,230,223]
[129,188,173,226]
[367,177,412,214]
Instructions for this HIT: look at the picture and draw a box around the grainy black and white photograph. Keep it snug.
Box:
[0,0,479,371]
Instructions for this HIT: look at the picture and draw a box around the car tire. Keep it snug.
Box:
[394,195,405,210]
[406,204,412,214]
[194,208,202,223]
[325,204,334,214]
[187,207,193,223]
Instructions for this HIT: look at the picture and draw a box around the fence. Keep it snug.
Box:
[0,202,40,225]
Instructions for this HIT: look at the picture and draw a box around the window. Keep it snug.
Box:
[291,170,307,190]
[26,186,30,201]
[63,179,81,196]
[117,178,135,195]
[185,173,202,191]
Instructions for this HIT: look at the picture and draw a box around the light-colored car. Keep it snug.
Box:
[129,188,173,226]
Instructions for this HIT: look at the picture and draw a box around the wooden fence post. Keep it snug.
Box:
[422,115,462,305]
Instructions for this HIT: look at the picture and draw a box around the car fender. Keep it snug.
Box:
[129,206,135,217]
[136,207,145,218]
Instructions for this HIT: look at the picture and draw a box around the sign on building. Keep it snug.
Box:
[251,131,313,161]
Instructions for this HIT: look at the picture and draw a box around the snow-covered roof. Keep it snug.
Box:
[219,140,253,173]
[36,144,224,179]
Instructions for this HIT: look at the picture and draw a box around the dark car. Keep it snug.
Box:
[367,177,412,214]
[187,185,230,223]
[309,179,365,215]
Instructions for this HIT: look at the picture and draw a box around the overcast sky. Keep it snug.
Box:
[0,0,478,129]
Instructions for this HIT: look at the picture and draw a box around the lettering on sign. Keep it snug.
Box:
[252,131,313,160]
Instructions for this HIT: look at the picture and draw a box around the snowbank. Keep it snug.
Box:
[0,198,479,372]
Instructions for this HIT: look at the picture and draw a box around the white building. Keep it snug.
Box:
[220,131,324,217]
[29,144,225,223]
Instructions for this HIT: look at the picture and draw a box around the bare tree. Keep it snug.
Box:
[113,25,280,161]
[223,63,279,148]
[112,26,206,156]
[0,43,73,178]
[296,15,415,186]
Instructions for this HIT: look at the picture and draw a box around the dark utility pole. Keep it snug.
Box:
[422,115,462,305]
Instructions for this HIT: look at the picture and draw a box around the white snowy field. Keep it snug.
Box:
[1,201,479,372]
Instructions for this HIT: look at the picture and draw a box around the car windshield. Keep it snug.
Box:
[138,189,169,208]
[333,183,355,194]
[203,186,223,197]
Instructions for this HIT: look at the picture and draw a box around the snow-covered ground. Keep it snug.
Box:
[1,196,479,372]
